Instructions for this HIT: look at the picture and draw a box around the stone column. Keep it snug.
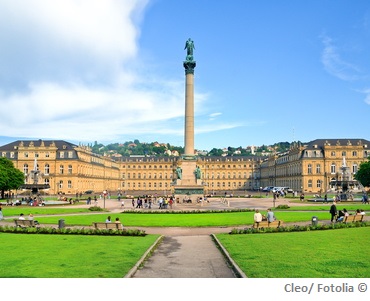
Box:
[183,60,196,156]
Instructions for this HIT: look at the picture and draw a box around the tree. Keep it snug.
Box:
[0,157,25,199]
[354,159,370,188]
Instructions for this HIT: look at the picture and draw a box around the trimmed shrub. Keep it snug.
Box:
[229,221,370,235]
[0,225,146,236]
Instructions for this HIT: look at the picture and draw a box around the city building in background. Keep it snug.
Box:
[0,138,369,197]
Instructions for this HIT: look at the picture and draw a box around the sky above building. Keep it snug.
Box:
[0,0,369,151]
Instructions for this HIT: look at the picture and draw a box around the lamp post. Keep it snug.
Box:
[103,190,107,209]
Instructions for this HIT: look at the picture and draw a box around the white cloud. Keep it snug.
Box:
[0,0,241,145]
[320,34,360,81]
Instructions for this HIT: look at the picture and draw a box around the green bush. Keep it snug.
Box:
[0,225,146,236]
[276,204,290,209]
[88,206,105,211]
[229,221,370,234]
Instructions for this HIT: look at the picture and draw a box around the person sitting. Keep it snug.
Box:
[105,216,111,223]
[336,209,345,222]
[114,217,123,229]
[18,213,25,220]
[28,213,40,225]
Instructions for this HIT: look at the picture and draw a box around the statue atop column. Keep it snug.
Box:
[184,38,195,61]
[183,38,196,74]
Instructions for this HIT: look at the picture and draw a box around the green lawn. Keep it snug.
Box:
[0,206,92,216]
[12,211,345,227]
[0,233,159,278]
[216,227,370,278]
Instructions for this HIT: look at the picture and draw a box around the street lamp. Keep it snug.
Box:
[103,190,107,209]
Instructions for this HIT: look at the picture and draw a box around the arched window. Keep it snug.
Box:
[308,179,312,188]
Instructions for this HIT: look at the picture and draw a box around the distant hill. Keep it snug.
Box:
[0,136,298,157]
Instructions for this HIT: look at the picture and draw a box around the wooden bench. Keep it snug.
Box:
[93,222,123,230]
[343,215,364,223]
[253,220,282,229]
[14,219,36,228]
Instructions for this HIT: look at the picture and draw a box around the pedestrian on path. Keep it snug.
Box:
[329,201,337,223]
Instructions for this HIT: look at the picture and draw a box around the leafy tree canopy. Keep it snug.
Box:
[354,159,370,188]
[0,157,25,197]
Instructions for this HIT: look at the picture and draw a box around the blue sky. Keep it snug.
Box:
[0,0,369,151]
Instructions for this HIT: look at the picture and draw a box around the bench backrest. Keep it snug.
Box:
[253,220,281,229]
[344,215,364,223]
[93,222,123,230]
[14,219,35,227]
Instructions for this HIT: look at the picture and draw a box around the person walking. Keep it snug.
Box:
[0,203,3,220]
[329,201,337,223]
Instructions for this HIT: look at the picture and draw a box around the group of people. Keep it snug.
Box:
[329,201,366,223]
[105,215,121,223]
[17,213,40,225]
[105,216,123,229]
[254,208,276,224]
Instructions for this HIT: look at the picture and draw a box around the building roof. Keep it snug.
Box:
[304,139,370,150]
[0,139,78,151]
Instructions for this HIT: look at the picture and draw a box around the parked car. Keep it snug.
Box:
[84,190,94,194]
[272,187,283,193]
[262,186,274,192]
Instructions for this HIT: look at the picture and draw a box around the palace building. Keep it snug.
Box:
[0,138,369,196]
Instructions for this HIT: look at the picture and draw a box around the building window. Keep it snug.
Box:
[316,180,321,188]
[68,151,73,158]
[308,180,312,188]
[59,181,63,189]
[25,152,29,158]
[10,152,14,158]
[60,152,64,158]
[68,180,72,189]
[60,165,64,174]
[45,152,50,158]
[353,164,358,173]
[35,153,39,158]
[330,163,336,174]
[331,151,335,157]
[308,164,312,174]
[316,164,321,174]
[23,164,29,174]
[352,151,357,157]
[44,164,50,175]
[342,151,346,156]
[68,165,72,174]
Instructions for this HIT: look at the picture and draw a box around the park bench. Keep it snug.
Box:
[343,215,364,223]
[93,222,123,230]
[253,220,282,229]
[14,219,37,228]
